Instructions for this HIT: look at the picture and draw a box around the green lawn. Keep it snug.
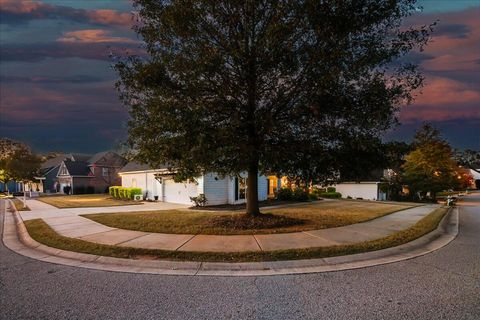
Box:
[37,194,142,208]
[24,207,448,262]
[83,200,416,235]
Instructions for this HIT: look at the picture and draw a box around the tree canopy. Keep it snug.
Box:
[116,0,432,215]
[0,138,41,188]
[402,124,460,200]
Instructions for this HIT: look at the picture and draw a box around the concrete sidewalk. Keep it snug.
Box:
[18,199,439,253]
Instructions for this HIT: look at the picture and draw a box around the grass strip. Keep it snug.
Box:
[24,207,448,262]
[12,198,30,211]
[82,201,415,235]
[36,194,141,208]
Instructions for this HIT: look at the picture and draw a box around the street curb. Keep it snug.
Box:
[2,199,458,277]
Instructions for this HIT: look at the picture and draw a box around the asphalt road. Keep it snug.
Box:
[1,195,479,320]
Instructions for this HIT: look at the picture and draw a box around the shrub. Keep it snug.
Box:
[276,188,293,201]
[326,186,336,193]
[130,188,142,199]
[124,188,132,199]
[113,186,120,198]
[292,188,308,201]
[319,192,342,199]
[190,194,207,207]
[308,193,318,201]
[109,186,142,199]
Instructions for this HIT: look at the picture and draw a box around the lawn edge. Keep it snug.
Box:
[24,207,447,262]
[36,194,142,209]
[2,198,458,276]
[80,202,418,235]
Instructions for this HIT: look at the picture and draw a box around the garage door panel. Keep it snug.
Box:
[163,179,197,205]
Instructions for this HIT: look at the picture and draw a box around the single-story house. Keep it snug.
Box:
[119,162,285,205]
[469,168,480,189]
[334,169,390,201]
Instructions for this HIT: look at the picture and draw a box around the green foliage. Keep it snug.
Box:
[292,188,308,202]
[115,0,432,215]
[319,192,342,199]
[326,187,336,193]
[276,188,294,201]
[190,194,207,207]
[402,123,459,200]
[109,186,142,200]
[0,138,40,184]
[130,188,142,197]
[308,193,318,201]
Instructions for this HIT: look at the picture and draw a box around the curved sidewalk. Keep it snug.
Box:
[19,199,437,252]
[1,199,459,277]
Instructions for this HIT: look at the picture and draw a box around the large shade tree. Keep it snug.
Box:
[116,0,432,216]
[0,138,41,193]
[402,124,459,201]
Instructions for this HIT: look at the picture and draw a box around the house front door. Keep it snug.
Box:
[267,176,278,198]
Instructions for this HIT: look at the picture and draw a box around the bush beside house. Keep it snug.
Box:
[109,186,142,200]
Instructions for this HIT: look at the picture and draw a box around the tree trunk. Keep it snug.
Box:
[246,164,260,217]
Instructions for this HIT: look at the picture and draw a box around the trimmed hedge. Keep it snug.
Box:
[275,187,308,201]
[109,186,142,200]
[319,192,342,199]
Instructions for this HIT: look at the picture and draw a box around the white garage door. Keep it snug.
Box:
[163,179,198,205]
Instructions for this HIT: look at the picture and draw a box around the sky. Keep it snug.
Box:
[0,0,479,154]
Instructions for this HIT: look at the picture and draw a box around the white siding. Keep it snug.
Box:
[203,173,229,205]
[121,171,270,205]
[120,172,161,200]
[258,175,269,201]
[225,173,269,205]
[334,183,379,200]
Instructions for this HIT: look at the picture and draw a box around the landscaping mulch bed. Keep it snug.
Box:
[192,199,312,211]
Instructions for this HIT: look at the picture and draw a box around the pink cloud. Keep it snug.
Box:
[0,0,133,27]
[399,7,480,122]
[422,53,479,72]
[400,77,480,122]
[57,29,137,44]
[415,77,480,106]
[86,9,132,26]
[0,0,44,13]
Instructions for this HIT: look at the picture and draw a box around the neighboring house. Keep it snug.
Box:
[119,162,282,205]
[48,151,126,194]
[39,153,93,193]
[469,168,480,189]
[0,180,23,193]
[334,169,390,201]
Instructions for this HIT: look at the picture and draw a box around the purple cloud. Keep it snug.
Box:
[0,0,134,27]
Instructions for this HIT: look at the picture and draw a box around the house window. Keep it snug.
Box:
[102,168,109,177]
[235,177,246,201]
[132,178,137,187]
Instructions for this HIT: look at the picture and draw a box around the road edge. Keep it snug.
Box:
[1,199,458,277]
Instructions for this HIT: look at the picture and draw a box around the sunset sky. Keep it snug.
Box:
[0,0,479,153]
